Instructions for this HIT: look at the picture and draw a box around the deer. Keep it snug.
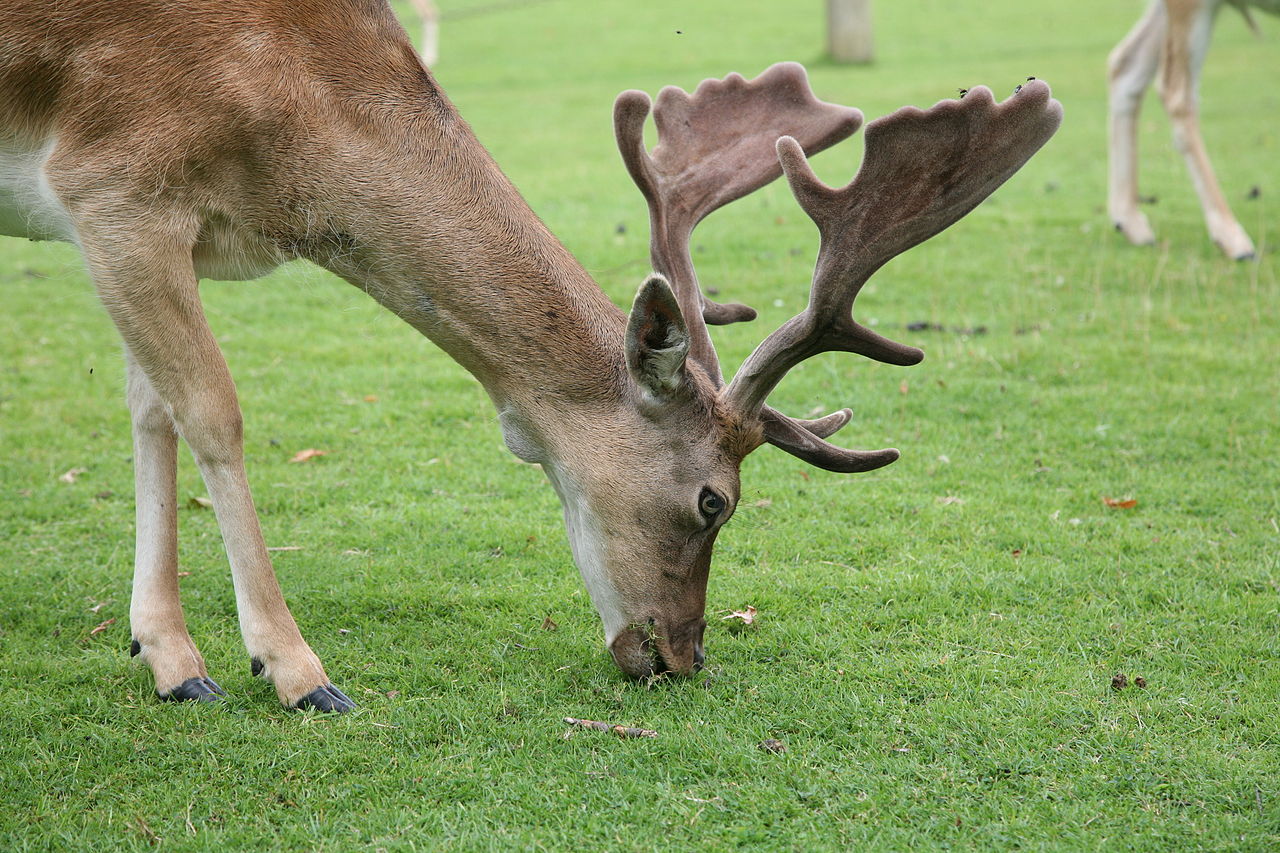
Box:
[407,0,440,66]
[1108,0,1277,259]
[0,0,1061,712]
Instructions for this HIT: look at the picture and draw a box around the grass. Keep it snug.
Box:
[2,0,1279,849]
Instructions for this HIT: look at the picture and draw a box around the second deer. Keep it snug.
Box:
[1108,0,1277,259]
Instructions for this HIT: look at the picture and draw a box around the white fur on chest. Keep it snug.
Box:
[0,135,75,243]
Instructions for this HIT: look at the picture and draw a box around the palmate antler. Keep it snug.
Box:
[613,62,862,381]
[616,67,1063,471]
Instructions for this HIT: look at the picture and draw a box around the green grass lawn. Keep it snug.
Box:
[3,0,1279,849]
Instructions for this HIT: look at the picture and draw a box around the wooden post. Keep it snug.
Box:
[827,0,873,64]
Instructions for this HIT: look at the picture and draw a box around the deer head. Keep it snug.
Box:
[529,65,1061,678]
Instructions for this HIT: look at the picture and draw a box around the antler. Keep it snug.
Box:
[613,62,863,381]
[726,81,1064,471]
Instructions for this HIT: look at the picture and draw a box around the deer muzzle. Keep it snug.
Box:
[609,617,707,679]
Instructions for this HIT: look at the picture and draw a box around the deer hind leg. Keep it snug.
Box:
[1108,0,1165,246]
[1159,0,1256,259]
[80,218,355,712]
[125,348,225,702]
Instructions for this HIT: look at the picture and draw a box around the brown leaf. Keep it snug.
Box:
[541,616,559,632]
[89,617,116,636]
[289,448,328,463]
[721,605,758,625]
[899,380,909,395]
[363,394,379,403]
[758,738,787,754]
[1102,496,1138,509]
[58,467,88,484]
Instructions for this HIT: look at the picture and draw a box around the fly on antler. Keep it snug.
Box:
[616,69,1063,475]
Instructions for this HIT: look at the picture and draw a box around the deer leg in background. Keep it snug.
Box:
[125,347,225,702]
[1159,0,1255,259]
[77,215,355,712]
[409,0,439,66]
[1108,0,1165,246]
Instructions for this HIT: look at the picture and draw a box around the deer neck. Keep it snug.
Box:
[296,103,630,455]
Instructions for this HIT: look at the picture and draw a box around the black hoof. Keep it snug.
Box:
[293,683,357,713]
[158,676,227,703]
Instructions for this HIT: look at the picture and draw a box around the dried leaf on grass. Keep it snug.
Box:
[59,467,88,484]
[758,738,787,754]
[188,496,213,509]
[721,605,757,626]
[89,618,116,636]
[541,616,559,631]
[563,717,657,738]
[289,449,328,463]
[1102,496,1138,509]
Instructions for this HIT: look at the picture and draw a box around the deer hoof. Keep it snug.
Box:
[1112,213,1156,247]
[158,676,227,703]
[293,683,357,713]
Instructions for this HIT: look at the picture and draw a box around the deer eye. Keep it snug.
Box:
[699,488,726,519]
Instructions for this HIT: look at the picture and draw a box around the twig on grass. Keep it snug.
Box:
[563,717,657,738]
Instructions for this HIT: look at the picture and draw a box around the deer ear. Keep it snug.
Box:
[625,275,691,400]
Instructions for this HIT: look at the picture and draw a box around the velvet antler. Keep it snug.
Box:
[727,81,1064,472]
[613,62,863,381]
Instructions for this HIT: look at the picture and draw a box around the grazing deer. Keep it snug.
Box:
[0,0,1061,711]
[1108,0,1277,259]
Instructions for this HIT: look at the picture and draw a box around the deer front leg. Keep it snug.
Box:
[1159,0,1255,259]
[84,227,354,712]
[125,349,225,702]
[1108,0,1164,246]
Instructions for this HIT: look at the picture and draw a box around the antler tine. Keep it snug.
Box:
[728,80,1064,470]
[613,62,864,382]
